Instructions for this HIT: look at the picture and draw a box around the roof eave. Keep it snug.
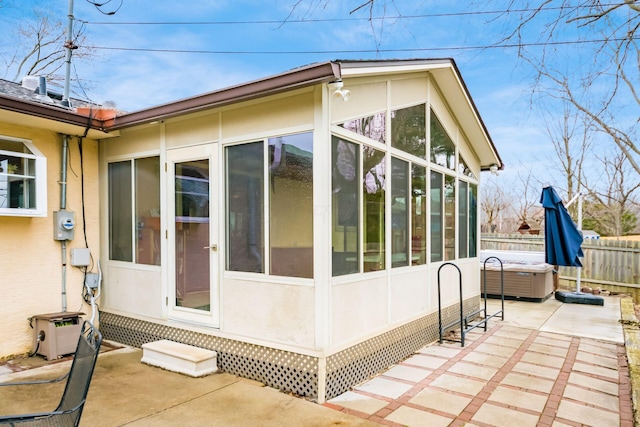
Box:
[0,94,117,138]
[109,61,342,130]
[339,58,503,171]
[0,95,94,128]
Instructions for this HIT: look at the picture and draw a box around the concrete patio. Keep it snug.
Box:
[0,294,635,426]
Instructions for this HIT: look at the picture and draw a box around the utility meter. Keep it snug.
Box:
[53,210,75,241]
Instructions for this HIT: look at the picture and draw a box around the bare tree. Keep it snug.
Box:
[480,177,512,233]
[490,1,640,174]
[1,10,96,93]
[512,170,543,226]
[540,100,591,218]
[583,149,640,237]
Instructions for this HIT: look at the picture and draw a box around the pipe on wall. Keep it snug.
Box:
[60,135,69,311]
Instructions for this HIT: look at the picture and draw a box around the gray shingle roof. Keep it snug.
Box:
[0,78,84,109]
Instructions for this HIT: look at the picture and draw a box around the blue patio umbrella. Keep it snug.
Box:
[540,185,584,269]
[541,185,603,305]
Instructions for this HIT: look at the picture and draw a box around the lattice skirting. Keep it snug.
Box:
[99,296,479,402]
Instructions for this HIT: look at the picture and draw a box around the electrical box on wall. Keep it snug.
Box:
[85,273,100,289]
[53,210,75,241]
[71,248,91,266]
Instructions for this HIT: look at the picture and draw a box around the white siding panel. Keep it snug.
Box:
[331,81,387,124]
[331,276,387,346]
[102,266,164,319]
[390,76,428,109]
[222,278,315,348]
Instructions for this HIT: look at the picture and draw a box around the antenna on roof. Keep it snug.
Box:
[61,0,77,108]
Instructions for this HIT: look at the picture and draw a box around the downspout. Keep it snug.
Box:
[60,135,69,311]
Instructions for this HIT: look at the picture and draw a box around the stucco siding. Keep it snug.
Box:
[0,123,100,357]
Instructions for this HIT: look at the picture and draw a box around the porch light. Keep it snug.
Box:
[328,80,351,102]
[489,164,499,175]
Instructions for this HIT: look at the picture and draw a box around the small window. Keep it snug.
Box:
[391,157,409,267]
[391,104,426,159]
[444,175,456,261]
[363,146,386,272]
[226,132,314,278]
[0,137,46,217]
[332,136,360,276]
[469,183,478,258]
[411,165,427,265]
[339,112,386,144]
[458,180,468,259]
[430,171,443,262]
[430,111,456,170]
[458,154,476,179]
[108,156,161,265]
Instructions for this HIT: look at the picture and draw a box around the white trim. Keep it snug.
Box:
[0,136,47,217]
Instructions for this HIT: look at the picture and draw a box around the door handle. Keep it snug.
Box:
[204,244,218,251]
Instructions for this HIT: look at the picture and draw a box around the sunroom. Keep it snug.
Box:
[98,59,502,402]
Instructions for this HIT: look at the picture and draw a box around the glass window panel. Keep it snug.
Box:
[0,155,34,176]
[0,138,44,216]
[175,159,210,310]
[269,133,314,278]
[109,161,132,262]
[458,180,468,259]
[430,111,456,170]
[391,157,409,268]
[444,175,456,260]
[226,142,264,273]
[391,104,426,159]
[135,157,161,266]
[340,112,386,143]
[412,165,427,265]
[3,176,35,209]
[0,152,37,209]
[458,154,476,179]
[363,146,386,272]
[0,139,32,154]
[430,171,443,262]
[332,136,360,276]
[469,183,478,258]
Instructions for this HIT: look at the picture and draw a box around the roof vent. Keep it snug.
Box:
[21,75,39,91]
[35,76,54,104]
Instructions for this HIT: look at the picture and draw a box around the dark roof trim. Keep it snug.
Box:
[0,94,102,130]
[110,61,341,130]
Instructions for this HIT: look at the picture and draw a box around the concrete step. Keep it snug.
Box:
[141,340,218,377]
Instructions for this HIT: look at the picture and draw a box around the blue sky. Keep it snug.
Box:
[0,1,623,196]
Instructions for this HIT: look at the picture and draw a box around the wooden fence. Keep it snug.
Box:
[481,234,640,301]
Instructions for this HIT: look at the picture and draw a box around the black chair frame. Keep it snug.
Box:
[0,321,102,427]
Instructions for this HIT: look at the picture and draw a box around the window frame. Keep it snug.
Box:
[0,136,47,217]
[225,131,315,279]
[107,155,161,266]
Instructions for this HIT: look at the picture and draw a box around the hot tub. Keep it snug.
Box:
[479,250,554,302]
